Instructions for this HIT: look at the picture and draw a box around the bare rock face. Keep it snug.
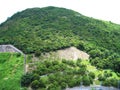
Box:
[57,47,89,60]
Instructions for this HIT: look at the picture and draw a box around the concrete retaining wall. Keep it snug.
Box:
[0,45,22,53]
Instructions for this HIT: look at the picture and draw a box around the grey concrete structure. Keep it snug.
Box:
[0,45,22,53]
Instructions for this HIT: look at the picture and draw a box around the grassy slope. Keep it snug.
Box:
[0,53,24,90]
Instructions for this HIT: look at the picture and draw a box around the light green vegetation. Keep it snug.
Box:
[0,53,24,90]
[78,60,120,85]
[21,58,120,90]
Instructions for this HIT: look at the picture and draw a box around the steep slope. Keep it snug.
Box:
[0,6,120,54]
[0,6,120,72]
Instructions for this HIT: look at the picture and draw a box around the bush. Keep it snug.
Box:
[39,78,46,88]
[21,73,33,87]
[52,60,59,65]
[60,82,67,89]
[104,71,112,78]
[48,74,56,82]
[31,80,39,89]
[74,76,82,86]
[33,73,39,80]
[98,74,105,81]
[103,78,118,87]
[89,72,95,79]
[47,82,61,90]
[82,76,91,86]
[76,62,82,67]
[35,50,41,57]
[77,68,86,75]
[47,85,61,90]
[68,80,76,88]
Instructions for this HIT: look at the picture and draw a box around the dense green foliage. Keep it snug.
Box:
[21,59,120,89]
[98,71,119,87]
[0,6,120,54]
[0,53,24,90]
[21,59,94,89]
[0,6,120,72]
[89,47,120,72]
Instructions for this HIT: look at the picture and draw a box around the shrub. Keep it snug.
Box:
[21,73,33,87]
[103,78,118,87]
[47,82,61,90]
[60,82,67,89]
[104,71,112,78]
[98,74,105,81]
[39,77,48,88]
[31,80,39,89]
[89,72,95,79]
[68,78,78,88]
[82,76,91,86]
[33,73,39,80]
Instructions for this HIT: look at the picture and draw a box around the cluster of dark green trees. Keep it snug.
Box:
[98,71,119,87]
[87,46,120,73]
[21,59,95,90]
[21,59,120,89]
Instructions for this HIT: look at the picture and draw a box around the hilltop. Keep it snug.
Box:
[0,6,120,54]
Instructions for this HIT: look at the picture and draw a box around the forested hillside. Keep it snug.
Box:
[0,6,120,72]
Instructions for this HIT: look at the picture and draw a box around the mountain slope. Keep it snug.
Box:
[0,6,120,72]
[0,6,120,54]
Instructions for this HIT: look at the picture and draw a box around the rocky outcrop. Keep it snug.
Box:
[39,47,89,60]
[57,47,89,60]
